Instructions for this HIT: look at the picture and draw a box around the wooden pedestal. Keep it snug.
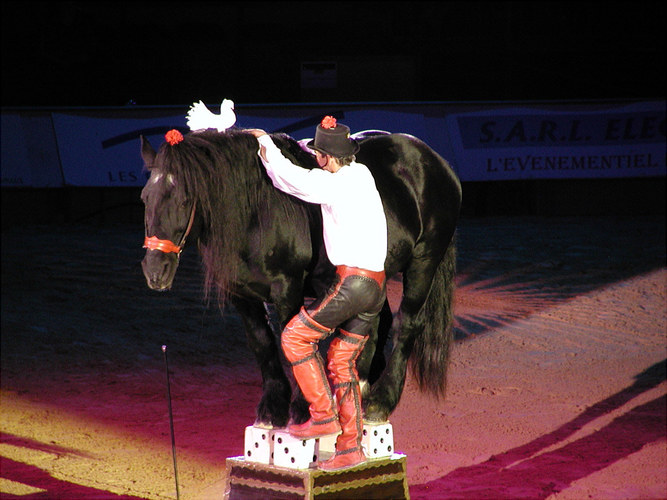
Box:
[223,453,409,499]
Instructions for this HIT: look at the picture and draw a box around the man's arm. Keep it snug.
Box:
[247,128,269,161]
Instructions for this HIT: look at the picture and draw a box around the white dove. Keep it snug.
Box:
[186,99,236,132]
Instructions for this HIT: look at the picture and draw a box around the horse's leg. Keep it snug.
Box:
[356,300,392,397]
[363,255,440,422]
[232,297,292,428]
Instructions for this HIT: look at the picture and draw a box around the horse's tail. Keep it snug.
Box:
[410,234,456,397]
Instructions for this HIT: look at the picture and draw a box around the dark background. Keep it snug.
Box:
[1,1,665,222]
[2,1,665,107]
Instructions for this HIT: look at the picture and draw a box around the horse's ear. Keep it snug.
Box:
[140,135,156,166]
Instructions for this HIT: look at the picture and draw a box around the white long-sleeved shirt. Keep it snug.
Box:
[257,134,387,272]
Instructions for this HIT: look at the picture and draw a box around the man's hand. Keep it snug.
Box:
[247,128,267,138]
[246,129,269,161]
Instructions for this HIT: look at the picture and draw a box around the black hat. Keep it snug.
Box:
[307,116,360,157]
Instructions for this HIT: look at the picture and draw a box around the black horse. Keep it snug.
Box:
[140,128,461,426]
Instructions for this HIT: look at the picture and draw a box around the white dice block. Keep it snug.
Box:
[272,430,319,469]
[244,425,274,464]
[362,421,394,458]
[317,432,340,456]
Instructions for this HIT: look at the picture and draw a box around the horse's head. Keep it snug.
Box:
[140,134,195,291]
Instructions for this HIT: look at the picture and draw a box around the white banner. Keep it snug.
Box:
[1,112,64,187]
[3,100,663,187]
[446,101,665,181]
[52,112,189,187]
[1,113,32,187]
[50,108,430,187]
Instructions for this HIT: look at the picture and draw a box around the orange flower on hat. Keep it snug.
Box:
[321,116,337,129]
[165,129,184,145]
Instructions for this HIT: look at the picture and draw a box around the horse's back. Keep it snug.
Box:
[357,133,461,268]
[359,132,460,200]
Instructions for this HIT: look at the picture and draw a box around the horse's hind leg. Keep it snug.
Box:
[363,257,439,422]
[356,300,392,395]
[232,298,292,428]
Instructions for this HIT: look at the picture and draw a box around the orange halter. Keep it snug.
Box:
[143,203,196,254]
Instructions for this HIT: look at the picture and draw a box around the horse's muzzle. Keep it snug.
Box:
[142,250,179,291]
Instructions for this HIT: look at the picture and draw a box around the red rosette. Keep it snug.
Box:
[165,129,184,145]
[320,116,337,129]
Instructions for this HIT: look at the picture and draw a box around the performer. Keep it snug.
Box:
[248,117,388,471]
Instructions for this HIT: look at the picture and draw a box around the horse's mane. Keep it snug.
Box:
[155,128,318,304]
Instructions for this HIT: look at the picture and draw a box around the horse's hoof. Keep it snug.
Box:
[289,399,310,425]
[362,403,390,423]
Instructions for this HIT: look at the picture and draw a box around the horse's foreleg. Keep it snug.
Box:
[233,298,292,428]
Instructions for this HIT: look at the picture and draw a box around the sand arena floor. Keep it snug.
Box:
[1,215,665,499]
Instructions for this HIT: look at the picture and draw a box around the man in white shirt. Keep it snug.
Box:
[249,117,387,471]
